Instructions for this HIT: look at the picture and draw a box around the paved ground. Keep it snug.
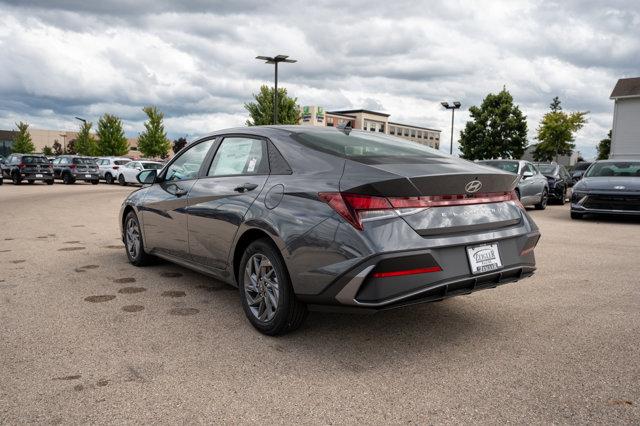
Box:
[1,182,639,424]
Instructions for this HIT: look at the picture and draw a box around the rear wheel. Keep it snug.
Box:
[570,211,583,220]
[535,189,548,210]
[62,173,75,184]
[12,172,21,185]
[105,173,114,184]
[91,179,99,185]
[239,239,307,335]
[124,211,155,266]
[28,180,35,184]
[46,179,54,185]
[118,174,127,186]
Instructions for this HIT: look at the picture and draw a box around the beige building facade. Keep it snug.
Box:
[299,106,441,149]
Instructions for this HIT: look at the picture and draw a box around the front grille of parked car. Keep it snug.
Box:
[584,195,640,211]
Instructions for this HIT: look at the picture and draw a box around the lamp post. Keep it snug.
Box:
[441,101,461,155]
[255,54,297,125]
[59,133,67,153]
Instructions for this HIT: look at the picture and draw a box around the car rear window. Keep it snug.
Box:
[22,156,49,164]
[141,162,163,170]
[292,130,446,164]
[537,164,557,174]
[73,158,96,164]
[114,160,129,165]
[479,161,519,174]
[585,162,640,177]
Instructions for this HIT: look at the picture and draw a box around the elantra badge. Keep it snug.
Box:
[465,180,483,193]
[614,185,626,190]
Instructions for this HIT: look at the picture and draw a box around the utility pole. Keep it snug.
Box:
[441,102,461,155]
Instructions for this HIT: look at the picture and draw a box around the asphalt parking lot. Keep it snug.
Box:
[1,183,639,424]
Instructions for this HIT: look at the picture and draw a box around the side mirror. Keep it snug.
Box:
[137,169,157,184]
[522,171,534,179]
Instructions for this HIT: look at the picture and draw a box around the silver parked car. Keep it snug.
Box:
[116,160,164,185]
[478,160,549,209]
[96,157,131,184]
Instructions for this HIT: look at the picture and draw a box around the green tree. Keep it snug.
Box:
[458,88,528,160]
[244,85,300,126]
[597,130,611,160]
[42,145,53,156]
[137,106,171,158]
[12,121,35,153]
[96,113,129,156]
[52,140,63,156]
[173,137,187,154]
[533,98,588,162]
[74,121,98,156]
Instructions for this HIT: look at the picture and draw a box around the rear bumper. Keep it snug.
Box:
[19,173,53,180]
[298,231,539,310]
[71,172,99,181]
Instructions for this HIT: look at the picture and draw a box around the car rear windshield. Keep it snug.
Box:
[537,164,557,174]
[22,156,49,164]
[479,161,519,174]
[114,160,129,165]
[585,162,640,178]
[574,162,591,171]
[73,158,96,164]
[292,130,446,164]
[141,162,163,170]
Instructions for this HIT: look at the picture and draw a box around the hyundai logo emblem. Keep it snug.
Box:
[465,180,482,193]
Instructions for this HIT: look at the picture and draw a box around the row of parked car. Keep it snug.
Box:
[0,154,164,186]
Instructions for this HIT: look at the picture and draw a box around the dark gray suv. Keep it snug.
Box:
[52,155,100,184]
[1,154,54,185]
[120,126,540,335]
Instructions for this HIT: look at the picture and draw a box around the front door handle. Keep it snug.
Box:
[234,183,259,193]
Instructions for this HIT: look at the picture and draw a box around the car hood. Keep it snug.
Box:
[576,177,640,192]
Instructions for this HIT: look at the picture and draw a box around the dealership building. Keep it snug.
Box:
[299,106,441,149]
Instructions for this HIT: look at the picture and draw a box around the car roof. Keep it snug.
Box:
[192,124,355,142]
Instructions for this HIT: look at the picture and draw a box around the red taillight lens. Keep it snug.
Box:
[69,164,77,169]
[318,193,393,231]
[113,166,119,170]
[372,266,442,278]
[387,192,513,208]
[18,162,25,169]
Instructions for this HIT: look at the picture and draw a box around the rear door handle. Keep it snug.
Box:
[234,183,259,193]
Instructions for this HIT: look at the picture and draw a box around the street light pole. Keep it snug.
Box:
[59,133,67,153]
[255,55,297,125]
[441,101,461,155]
[74,116,86,124]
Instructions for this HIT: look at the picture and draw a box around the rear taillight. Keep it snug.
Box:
[69,164,77,170]
[372,266,442,278]
[18,162,25,169]
[112,166,119,170]
[319,191,524,230]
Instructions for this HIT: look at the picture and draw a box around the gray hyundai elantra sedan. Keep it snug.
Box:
[120,126,540,335]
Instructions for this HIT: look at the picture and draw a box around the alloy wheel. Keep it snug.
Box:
[125,217,141,259]
[243,254,280,322]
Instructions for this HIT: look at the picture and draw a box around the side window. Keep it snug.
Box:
[523,164,532,174]
[164,140,214,181]
[207,137,267,177]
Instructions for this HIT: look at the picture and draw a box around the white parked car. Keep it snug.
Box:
[117,160,164,185]
[96,157,131,184]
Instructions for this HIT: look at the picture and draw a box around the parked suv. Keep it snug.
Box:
[96,157,131,184]
[533,163,573,204]
[1,154,54,185]
[52,155,100,184]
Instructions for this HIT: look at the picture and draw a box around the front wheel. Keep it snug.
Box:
[239,239,307,335]
[124,211,155,266]
[535,189,548,210]
[118,174,127,186]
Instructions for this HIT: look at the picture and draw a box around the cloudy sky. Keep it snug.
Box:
[0,0,638,158]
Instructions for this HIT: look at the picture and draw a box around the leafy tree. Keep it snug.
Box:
[74,121,98,156]
[244,85,300,126]
[42,145,53,156]
[12,121,35,153]
[65,139,77,155]
[137,106,171,158]
[458,88,528,160]
[173,137,187,154]
[533,98,588,162]
[52,140,63,156]
[96,113,129,156]
[597,130,611,160]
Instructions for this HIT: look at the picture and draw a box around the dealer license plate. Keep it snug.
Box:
[467,243,502,275]
[85,174,92,178]
[36,174,43,178]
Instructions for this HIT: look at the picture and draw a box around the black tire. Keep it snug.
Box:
[239,239,307,335]
[62,173,75,185]
[91,179,99,185]
[105,173,114,184]
[123,211,155,266]
[118,174,127,186]
[570,211,583,220]
[535,189,548,210]
[28,180,35,184]
[12,172,21,185]
[46,180,54,185]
